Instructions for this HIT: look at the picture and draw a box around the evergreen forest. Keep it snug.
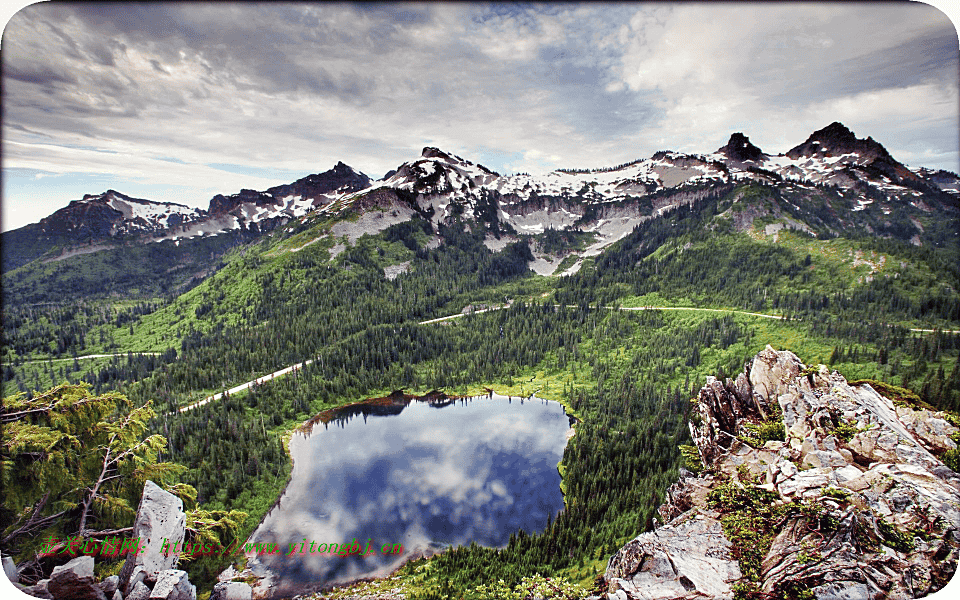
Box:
[3,182,960,597]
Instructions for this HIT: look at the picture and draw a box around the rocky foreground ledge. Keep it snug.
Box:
[600,346,960,600]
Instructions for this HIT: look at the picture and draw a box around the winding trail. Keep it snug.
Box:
[169,302,957,415]
[177,359,314,413]
[20,352,161,364]
[615,306,785,319]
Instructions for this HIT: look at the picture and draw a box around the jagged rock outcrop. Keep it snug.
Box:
[149,570,196,600]
[718,133,764,163]
[602,346,960,600]
[605,510,742,599]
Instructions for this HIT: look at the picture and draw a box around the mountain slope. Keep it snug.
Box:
[1,163,371,271]
[6,122,958,271]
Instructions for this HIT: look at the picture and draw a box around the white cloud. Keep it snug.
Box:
[1,1,957,229]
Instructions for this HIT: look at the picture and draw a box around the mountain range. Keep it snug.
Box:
[3,121,960,600]
[4,122,958,276]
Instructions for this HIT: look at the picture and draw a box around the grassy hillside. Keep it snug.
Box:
[3,189,959,595]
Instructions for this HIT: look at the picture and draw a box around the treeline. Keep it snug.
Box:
[2,300,163,361]
[557,187,959,324]
[156,304,754,593]
[2,228,259,305]
[126,220,542,411]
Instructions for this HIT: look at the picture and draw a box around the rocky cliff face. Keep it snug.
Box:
[601,346,960,600]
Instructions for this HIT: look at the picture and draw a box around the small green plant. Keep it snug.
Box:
[821,487,850,501]
[942,448,960,473]
[831,419,861,442]
[731,580,763,600]
[679,444,704,473]
[708,483,785,581]
[942,412,960,428]
[877,517,915,552]
[739,404,786,448]
[795,540,821,565]
[777,580,816,600]
[783,499,839,536]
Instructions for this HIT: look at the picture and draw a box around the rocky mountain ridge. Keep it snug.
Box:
[5,122,958,273]
[599,347,960,600]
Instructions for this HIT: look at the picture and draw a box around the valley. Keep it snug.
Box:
[3,123,959,599]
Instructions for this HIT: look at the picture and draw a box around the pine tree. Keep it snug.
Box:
[1,384,186,559]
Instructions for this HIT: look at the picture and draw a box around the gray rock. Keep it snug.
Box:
[99,574,120,595]
[125,565,148,596]
[210,581,253,600]
[19,579,53,599]
[810,581,876,600]
[113,590,124,600]
[149,569,195,600]
[834,464,862,483]
[119,480,187,592]
[605,514,741,599]
[127,580,153,600]
[48,556,106,600]
[2,555,17,583]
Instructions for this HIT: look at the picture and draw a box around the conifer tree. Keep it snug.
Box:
[2,384,185,559]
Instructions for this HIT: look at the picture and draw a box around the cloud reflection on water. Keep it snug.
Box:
[250,395,570,592]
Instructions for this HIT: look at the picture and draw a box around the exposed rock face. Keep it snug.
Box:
[100,575,120,596]
[603,346,960,600]
[118,480,187,593]
[718,133,764,163]
[127,580,153,600]
[48,556,107,600]
[605,509,742,599]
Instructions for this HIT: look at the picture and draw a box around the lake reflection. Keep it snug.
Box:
[249,394,571,594]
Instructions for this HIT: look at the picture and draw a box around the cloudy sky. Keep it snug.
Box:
[2,1,958,231]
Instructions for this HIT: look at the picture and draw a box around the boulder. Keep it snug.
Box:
[48,556,107,600]
[119,480,187,593]
[210,581,253,600]
[604,514,741,599]
[749,346,803,402]
[99,574,119,596]
[127,580,153,600]
[150,569,196,600]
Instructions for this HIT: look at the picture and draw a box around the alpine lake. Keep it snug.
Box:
[246,392,574,595]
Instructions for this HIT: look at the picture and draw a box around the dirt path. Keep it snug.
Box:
[168,302,957,414]
[21,352,161,363]
[177,359,314,413]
